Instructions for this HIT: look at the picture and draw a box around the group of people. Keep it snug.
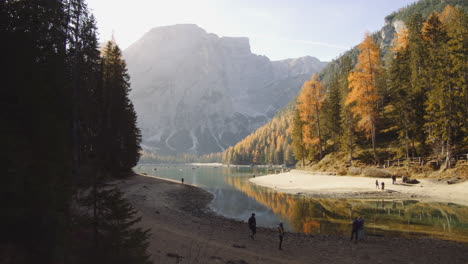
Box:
[248,213,285,250]
[248,213,366,250]
[375,180,385,190]
[350,217,365,242]
[375,174,399,190]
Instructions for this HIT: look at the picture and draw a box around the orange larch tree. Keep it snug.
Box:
[346,33,382,162]
[297,74,326,159]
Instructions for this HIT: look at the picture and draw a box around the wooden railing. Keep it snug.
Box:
[383,154,468,168]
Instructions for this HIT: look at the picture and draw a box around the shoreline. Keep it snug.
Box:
[250,170,468,206]
[116,173,468,263]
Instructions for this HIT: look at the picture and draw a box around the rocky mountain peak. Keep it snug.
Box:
[124,25,327,155]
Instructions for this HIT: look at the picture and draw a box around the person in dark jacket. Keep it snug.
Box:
[375,180,380,189]
[278,222,285,250]
[358,217,365,240]
[248,213,256,240]
[381,181,385,190]
[350,217,359,242]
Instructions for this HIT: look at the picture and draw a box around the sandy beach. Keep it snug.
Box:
[250,170,468,206]
[116,173,468,264]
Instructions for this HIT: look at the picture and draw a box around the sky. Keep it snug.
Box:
[88,0,418,62]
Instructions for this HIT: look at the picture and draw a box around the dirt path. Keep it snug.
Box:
[117,174,468,264]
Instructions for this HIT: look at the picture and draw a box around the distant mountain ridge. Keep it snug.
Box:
[124,24,327,155]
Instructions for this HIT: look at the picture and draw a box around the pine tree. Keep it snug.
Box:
[77,188,152,264]
[423,10,466,169]
[346,33,383,163]
[101,41,142,178]
[321,73,342,152]
[388,25,414,158]
[339,56,356,162]
[292,108,307,166]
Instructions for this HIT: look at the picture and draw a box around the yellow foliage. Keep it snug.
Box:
[392,26,409,53]
[297,74,325,148]
[346,33,381,138]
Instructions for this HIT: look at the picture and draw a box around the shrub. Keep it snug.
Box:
[362,167,392,178]
[348,167,362,175]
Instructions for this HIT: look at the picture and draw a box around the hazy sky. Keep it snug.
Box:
[88,0,417,61]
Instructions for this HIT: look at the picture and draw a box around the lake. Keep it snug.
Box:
[135,165,468,243]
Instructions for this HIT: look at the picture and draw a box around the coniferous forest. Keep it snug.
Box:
[223,4,467,170]
[1,1,150,263]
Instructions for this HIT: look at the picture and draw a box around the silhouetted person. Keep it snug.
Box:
[278,223,285,250]
[381,181,385,190]
[350,217,359,242]
[358,217,365,240]
[392,175,396,184]
[248,213,256,240]
[375,180,379,189]
[181,178,184,184]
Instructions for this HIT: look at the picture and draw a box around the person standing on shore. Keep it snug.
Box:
[381,181,385,190]
[181,178,184,184]
[248,213,256,240]
[358,217,365,240]
[392,175,396,184]
[350,217,359,242]
[278,223,285,250]
[375,180,379,189]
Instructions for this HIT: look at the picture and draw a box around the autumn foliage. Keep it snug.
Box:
[223,4,467,167]
[297,74,326,158]
[346,33,382,161]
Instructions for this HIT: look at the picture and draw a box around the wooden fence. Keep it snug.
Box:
[383,154,468,168]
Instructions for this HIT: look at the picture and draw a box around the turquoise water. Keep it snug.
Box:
[135,165,468,243]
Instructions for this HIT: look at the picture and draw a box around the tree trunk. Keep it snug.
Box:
[371,121,379,163]
[316,110,323,160]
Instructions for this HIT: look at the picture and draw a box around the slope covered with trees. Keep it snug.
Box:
[1,1,150,263]
[223,105,296,165]
[223,1,467,168]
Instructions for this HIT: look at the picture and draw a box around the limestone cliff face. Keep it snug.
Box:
[124,24,327,155]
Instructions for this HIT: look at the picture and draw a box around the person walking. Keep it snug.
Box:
[375,180,379,189]
[381,181,385,190]
[248,213,256,240]
[350,217,359,242]
[278,223,285,250]
[358,217,365,241]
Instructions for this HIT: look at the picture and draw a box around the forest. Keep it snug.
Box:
[1,1,150,263]
[223,3,467,169]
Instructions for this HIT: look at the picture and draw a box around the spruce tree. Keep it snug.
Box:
[338,56,356,163]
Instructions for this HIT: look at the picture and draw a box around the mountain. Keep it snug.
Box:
[224,0,468,165]
[124,24,327,155]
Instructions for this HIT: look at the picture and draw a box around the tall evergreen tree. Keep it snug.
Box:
[422,11,464,169]
[101,41,142,178]
[338,56,356,163]
[292,108,307,166]
[321,73,342,152]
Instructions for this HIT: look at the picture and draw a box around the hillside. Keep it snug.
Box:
[223,0,468,169]
[223,104,295,165]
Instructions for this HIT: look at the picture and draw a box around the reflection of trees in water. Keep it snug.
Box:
[225,176,468,242]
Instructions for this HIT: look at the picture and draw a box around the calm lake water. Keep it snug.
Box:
[135,165,468,243]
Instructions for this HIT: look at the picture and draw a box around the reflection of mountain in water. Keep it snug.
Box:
[225,176,468,243]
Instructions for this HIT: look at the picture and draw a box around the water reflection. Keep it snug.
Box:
[226,174,468,243]
[135,165,468,243]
